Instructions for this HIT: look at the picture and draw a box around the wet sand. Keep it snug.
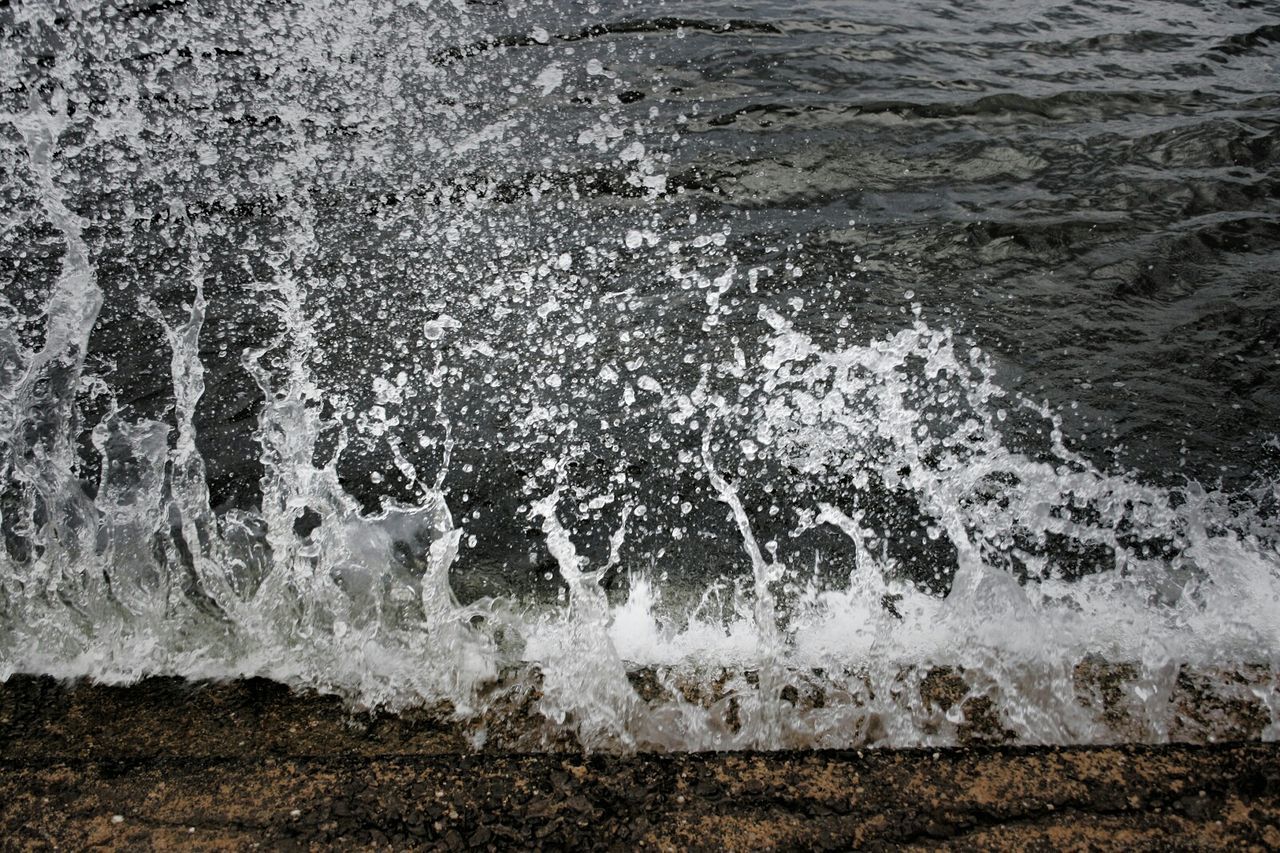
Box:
[1,676,1278,850]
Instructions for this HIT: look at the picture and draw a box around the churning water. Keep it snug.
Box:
[1,0,1278,750]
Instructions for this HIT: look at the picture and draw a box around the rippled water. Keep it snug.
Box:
[1,0,1278,749]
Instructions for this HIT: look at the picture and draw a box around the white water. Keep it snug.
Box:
[1,0,1278,751]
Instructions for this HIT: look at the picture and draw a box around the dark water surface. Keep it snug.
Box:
[1,0,1278,747]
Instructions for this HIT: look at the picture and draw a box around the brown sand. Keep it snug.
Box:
[1,676,1277,850]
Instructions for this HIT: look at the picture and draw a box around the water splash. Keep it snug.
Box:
[0,0,1277,751]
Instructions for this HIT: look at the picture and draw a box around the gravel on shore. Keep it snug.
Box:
[1,676,1277,850]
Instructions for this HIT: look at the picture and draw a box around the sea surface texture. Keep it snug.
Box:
[1,0,1278,749]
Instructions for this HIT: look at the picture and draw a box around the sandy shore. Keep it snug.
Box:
[1,676,1278,850]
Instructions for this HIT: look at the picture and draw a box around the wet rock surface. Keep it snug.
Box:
[1,677,1278,850]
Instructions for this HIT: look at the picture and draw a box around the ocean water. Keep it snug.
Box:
[1,0,1278,749]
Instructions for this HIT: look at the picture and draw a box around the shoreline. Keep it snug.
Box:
[2,676,1278,849]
